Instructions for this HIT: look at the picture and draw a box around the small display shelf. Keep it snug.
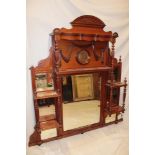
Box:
[106,80,127,88]
[39,114,59,132]
[39,114,56,122]
[36,87,53,92]
[105,77,127,117]
[35,91,60,99]
[105,105,123,114]
[40,120,59,131]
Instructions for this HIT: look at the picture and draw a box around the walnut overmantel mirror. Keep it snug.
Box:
[29,15,128,146]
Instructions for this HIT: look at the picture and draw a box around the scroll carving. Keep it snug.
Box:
[60,45,74,63]
[92,42,109,63]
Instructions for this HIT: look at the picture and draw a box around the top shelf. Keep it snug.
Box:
[57,66,112,75]
[52,32,112,42]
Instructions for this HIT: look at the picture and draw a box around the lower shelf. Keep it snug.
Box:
[39,114,55,122]
[104,105,124,116]
[111,106,123,113]
[40,118,123,145]
[40,120,59,131]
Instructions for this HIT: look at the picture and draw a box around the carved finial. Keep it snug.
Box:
[53,28,60,33]
[111,32,118,58]
[113,32,119,39]
[119,56,122,62]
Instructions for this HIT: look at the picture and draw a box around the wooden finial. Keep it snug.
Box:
[119,56,122,62]
[113,32,119,39]
[111,32,118,58]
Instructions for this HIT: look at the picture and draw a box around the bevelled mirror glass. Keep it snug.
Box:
[36,73,57,140]
[38,99,57,140]
[62,73,101,131]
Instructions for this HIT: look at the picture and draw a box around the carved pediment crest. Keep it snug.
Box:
[71,15,106,28]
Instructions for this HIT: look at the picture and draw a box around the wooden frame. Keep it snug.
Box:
[29,15,128,146]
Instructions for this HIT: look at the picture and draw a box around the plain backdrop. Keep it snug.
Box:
[1,0,155,155]
[26,0,129,146]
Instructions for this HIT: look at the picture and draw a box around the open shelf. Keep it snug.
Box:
[36,87,53,92]
[34,91,60,99]
[40,120,59,131]
[110,105,123,113]
[106,81,127,88]
[39,114,56,122]
[104,105,124,115]
[58,67,112,75]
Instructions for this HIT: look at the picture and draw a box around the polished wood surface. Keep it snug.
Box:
[29,15,128,146]
[39,114,55,122]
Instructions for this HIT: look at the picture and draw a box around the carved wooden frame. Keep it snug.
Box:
[28,15,127,146]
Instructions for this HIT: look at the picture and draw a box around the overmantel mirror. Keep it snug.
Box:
[29,15,128,146]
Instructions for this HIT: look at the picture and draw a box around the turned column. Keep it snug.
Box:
[53,33,64,135]
[29,67,42,146]
[109,33,118,114]
[122,77,127,113]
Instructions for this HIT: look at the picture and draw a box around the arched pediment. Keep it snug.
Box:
[71,15,106,28]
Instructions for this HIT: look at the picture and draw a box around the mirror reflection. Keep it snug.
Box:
[38,99,57,140]
[36,72,57,140]
[62,73,101,131]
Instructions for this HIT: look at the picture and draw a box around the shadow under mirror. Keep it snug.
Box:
[62,73,101,131]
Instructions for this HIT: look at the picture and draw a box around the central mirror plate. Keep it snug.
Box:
[62,73,101,131]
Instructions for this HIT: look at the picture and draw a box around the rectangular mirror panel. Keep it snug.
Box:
[62,73,101,131]
[38,100,57,140]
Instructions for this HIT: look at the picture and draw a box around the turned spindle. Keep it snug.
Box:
[109,33,119,114]
[119,56,122,63]
[109,88,113,115]
[123,77,127,112]
[110,32,118,83]
[53,29,61,70]
[34,98,40,123]
[111,32,118,58]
